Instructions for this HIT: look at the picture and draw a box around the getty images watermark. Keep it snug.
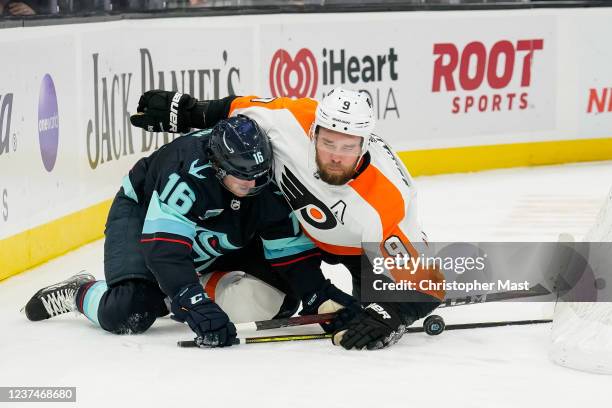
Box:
[371,252,530,293]
[360,242,612,303]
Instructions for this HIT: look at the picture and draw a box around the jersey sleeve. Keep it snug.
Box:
[189,95,236,129]
[228,96,317,135]
[140,170,200,297]
[192,95,317,135]
[256,190,326,299]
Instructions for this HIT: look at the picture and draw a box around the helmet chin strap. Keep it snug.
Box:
[353,155,366,172]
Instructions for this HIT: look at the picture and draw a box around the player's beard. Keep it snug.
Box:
[315,153,358,186]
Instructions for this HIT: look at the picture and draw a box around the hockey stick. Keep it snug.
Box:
[177,318,552,347]
[176,313,336,348]
[235,285,551,330]
[234,312,336,332]
[438,283,552,308]
[406,318,552,333]
[178,333,333,347]
[177,284,552,347]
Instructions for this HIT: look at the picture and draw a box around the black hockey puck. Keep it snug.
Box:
[423,315,445,335]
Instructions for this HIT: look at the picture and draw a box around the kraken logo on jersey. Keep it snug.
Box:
[188,159,212,179]
[280,167,337,230]
[193,227,240,273]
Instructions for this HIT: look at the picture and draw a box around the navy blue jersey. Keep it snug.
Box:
[122,129,323,298]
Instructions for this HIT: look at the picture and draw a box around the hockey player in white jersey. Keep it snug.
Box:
[131,87,445,350]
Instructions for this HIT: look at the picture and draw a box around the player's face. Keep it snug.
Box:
[315,128,362,185]
[223,175,256,197]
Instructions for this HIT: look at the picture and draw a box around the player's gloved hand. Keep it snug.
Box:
[170,283,237,347]
[130,90,198,133]
[333,302,408,350]
[299,279,361,334]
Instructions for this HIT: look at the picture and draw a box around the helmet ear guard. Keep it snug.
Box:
[204,148,229,182]
[212,162,228,180]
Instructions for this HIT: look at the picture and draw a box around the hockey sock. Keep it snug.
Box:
[76,281,108,326]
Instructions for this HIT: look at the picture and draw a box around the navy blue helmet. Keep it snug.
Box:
[207,115,273,195]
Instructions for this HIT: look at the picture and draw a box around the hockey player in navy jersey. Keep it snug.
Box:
[23,115,358,347]
[128,89,445,350]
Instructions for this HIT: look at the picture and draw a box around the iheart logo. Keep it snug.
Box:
[269,48,318,98]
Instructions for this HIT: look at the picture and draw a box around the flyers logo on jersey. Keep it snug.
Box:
[280,167,337,230]
[269,48,318,98]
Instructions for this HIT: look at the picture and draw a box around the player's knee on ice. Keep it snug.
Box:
[97,280,168,334]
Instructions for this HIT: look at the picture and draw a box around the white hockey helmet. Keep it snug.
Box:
[312,87,376,155]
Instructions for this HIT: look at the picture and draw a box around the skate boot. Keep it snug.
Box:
[23,272,95,321]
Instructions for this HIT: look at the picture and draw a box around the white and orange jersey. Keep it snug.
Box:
[229,96,444,300]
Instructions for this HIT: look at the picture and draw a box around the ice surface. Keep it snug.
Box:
[2,161,612,408]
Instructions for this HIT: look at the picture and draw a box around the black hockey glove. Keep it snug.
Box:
[333,302,409,350]
[299,279,361,334]
[130,90,198,133]
[171,284,237,347]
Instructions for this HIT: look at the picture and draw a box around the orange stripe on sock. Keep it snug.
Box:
[203,271,229,301]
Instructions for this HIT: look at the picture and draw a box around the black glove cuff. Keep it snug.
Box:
[190,101,208,128]
[394,300,442,326]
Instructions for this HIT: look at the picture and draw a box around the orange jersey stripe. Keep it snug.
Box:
[229,96,317,135]
[348,164,405,233]
[302,228,363,256]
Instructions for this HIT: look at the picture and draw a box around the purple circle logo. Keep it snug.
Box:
[38,74,59,172]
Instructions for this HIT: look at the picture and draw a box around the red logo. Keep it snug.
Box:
[431,39,544,114]
[587,88,612,114]
[269,49,318,98]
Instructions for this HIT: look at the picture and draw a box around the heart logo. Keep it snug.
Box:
[269,48,318,98]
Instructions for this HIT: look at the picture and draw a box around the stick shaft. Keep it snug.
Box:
[176,313,336,348]
[177,333,332,347]
[406,319,552,333]
[234,312,336,333]
[438,283,551,308]
[177,319,552,348]
[243,333,332,344]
